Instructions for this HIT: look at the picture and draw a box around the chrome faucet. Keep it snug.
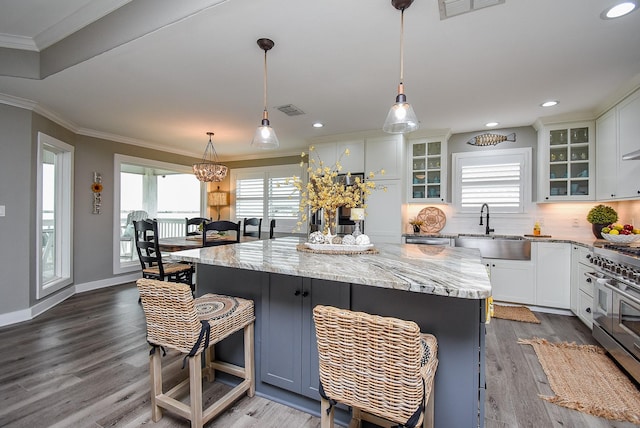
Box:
[479,203,494,235]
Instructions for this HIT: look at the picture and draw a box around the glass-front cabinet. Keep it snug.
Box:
[408,139,447,202]
[540,122,594,201]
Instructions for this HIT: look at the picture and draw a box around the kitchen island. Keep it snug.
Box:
[171,237,491,427]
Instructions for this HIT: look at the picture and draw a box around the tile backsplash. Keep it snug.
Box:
[404,200,640,240]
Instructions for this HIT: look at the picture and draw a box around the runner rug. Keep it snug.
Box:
[518,338,640,424]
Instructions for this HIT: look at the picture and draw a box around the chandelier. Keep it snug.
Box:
[192,132,228,182]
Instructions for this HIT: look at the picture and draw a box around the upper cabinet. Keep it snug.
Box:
[364,135,403,180]
[538,121,594,202]
[595,88,640,200]
[310,140,365,173]
[407,138,447,203]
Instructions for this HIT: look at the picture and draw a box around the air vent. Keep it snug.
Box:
[276,104,306,116]
[438,0,505,20]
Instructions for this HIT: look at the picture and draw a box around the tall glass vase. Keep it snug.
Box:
[323,209,337,240]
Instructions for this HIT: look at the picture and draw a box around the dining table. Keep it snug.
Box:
[157,234,257,252]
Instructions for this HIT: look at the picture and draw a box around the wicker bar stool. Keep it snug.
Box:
[137,278,255,427]
[313,305,438,428]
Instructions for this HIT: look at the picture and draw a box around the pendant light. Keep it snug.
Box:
[193,132,228,182]
[383,0,419,134]
[251,38,280,149]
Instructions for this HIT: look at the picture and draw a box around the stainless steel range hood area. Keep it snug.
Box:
[622,148,640,160]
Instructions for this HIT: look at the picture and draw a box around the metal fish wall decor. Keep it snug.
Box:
[467,132,516,146]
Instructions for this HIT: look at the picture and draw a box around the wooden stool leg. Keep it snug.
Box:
[320,397,334,428]
[150,350,163,422]
[204,345,215,382]
[189,354,203,427]
[424,389,435,428]
[245,322,255,397]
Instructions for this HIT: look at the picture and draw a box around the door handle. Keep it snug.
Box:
[294,290,301,296]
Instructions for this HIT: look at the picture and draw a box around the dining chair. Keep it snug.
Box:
[243,218,262,238]
[133,219,194,291]
[202,220,241,247]
[269,219,276,239]
[313,305,438,428]
[137,278,255,428]
[185,217,210,236]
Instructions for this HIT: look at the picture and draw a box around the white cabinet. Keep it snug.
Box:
[616,89,640,199]
[310,140,365,173]
[407,138,447,202]
[595,88,640,200]
[364,180,402,244]
[595,108,617,200]
[570,245,594,328]
[487,259,535,305]
[364,135,403,179]
[534,242,571,309]
[538,122,595,202]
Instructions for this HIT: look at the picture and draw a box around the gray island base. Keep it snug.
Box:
[171,237,491,428]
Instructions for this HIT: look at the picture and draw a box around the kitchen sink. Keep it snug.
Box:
[454,235,531,260]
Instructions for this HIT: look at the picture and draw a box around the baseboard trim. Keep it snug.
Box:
[0,274,140,328]
[75,273,140,293]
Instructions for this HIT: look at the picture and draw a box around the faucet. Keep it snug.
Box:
[479,203,495,235]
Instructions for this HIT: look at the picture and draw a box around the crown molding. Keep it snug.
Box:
[0,33,38,51]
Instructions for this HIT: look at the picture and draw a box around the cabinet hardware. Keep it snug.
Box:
[586,307,591,313]
[302,291,309,297]
[294,290,301,296]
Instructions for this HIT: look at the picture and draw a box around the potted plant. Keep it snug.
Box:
[586,204,618,239]
[409,218,424,233]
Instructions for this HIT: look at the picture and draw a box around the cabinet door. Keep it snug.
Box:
[365,135,403,179]
[337,140,365,173]
[595,109,618,200]
[408,139,447,202]
[261,273,303,392]
[487,259,535,304]
[535,242,571,309]
[300,278,350,400]
[617,90,640,198]
[364,180,402,243]
[310,143,337,169]
[577,289,594,329]
[541,122,594,201]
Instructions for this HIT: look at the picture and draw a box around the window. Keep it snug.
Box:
[452,148,531,214]
[113,155,205,274]
[37,133,74,298]
[231,164,303,232]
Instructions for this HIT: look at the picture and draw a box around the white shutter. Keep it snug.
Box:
[235,177,264,218]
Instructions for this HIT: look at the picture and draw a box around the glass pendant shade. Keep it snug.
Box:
[383,91,419,134]
[251,116,280,149]
[193,132,228,182]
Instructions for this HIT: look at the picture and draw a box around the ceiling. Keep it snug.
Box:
[1,0,639,161]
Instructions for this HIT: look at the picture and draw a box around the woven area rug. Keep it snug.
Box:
[493,304,540,324]
[519,338,640,424]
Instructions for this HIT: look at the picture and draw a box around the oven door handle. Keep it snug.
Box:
[603,281,640,306]
[584,272,602,282]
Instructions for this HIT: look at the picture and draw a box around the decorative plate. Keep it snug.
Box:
[416,207,446,233]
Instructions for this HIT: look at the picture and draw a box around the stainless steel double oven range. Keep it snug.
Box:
[589,243,640,383]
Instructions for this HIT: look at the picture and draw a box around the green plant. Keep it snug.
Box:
[586,204,618,225]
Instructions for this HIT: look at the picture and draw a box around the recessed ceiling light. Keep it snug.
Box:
[485,122,499,127]
[312,122,324,128]
[541,100,559,107]
[601,1,637,19]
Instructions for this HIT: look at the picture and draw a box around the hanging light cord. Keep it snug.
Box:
[262,48,268,116]
[399,8,405,85]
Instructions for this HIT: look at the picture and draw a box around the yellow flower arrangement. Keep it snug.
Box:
[287,146,386,234]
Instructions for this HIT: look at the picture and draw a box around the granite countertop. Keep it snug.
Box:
[170,237,491,300]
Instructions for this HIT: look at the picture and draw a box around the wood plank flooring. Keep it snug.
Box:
[0,283,637,427]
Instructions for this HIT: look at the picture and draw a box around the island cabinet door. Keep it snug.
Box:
[261,274,350,399]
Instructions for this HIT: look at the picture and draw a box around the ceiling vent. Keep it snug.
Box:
[276,104,306,116]
[438,0,505,20]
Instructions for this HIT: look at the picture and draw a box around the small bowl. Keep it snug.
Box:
[601,233,640,244]
[415,174,426,180]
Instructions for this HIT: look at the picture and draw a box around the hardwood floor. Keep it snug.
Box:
[0,283,637,427]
